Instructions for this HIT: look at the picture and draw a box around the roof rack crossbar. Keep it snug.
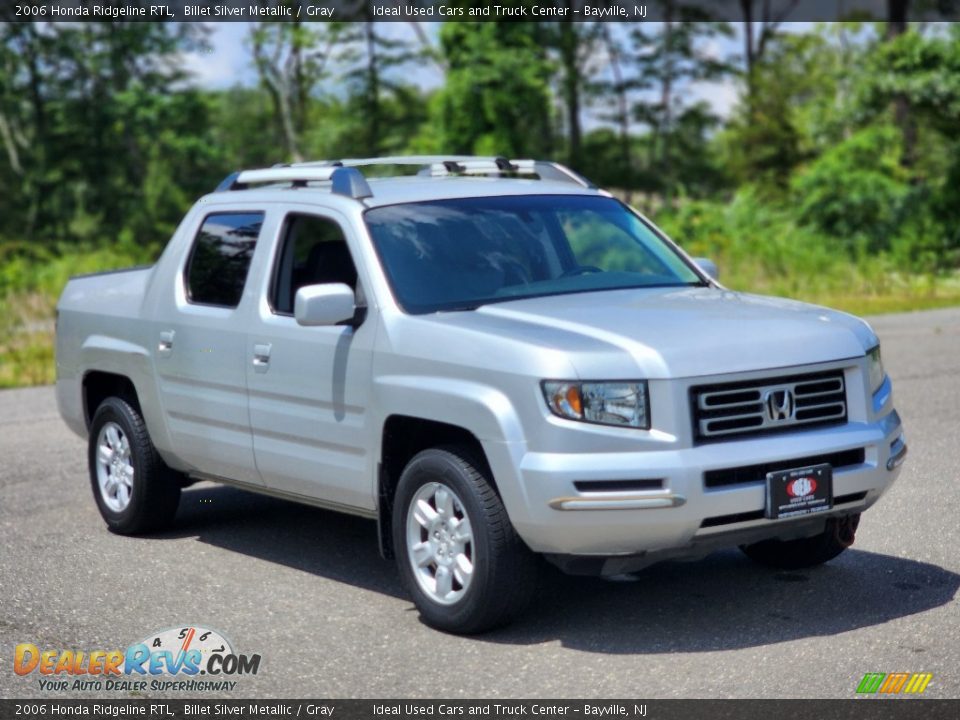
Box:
[214,156,594,196]
[335,155,503,168]
[529,161,596,189]
[422,159,595,188]
[219,166,372,199]
[236,166,337,185]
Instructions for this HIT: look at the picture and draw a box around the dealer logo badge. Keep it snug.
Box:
[787,476,817,498]
[14,625,261,693]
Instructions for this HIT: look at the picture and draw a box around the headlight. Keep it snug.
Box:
[867,345,885,393]
[541,381,650,429]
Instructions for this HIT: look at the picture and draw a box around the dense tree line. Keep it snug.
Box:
[1,14,959,276]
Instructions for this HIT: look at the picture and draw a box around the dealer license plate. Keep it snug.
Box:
[765,463,833,519]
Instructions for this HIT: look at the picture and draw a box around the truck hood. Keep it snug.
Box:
[434,287,876,379]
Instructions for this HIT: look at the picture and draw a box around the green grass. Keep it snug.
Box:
[656,193,960,316]
[0,243,152,389]
[814,289,960,316]
[0,292,56,388]
[713,263,960,316]
[0,332,55,388]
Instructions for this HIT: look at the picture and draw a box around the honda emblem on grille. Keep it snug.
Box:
[764,389,795,421]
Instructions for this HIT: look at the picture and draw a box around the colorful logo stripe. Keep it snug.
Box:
[903,673,934,694]
[856,673,886,693]
[856,673,933,694]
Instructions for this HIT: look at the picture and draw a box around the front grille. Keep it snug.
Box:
[704,448,866,488]
[691,370,847,442]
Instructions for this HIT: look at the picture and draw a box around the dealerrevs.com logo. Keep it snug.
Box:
[14,625,261,693]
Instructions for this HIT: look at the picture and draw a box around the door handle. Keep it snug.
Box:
[158,331,175,356]
[252,343,272,373]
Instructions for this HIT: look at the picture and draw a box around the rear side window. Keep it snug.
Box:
[185,212,264,307]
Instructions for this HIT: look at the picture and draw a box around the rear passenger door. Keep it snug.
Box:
[154,210,266,486]
[245,210,377,511]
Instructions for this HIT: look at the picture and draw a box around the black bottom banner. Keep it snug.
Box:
[2,700,959,720]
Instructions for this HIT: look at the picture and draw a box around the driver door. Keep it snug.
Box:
[245,209,377,511]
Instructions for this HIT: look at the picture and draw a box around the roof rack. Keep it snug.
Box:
[215,166,374,199]
[214,155,595,199]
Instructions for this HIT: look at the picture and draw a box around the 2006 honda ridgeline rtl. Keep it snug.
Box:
[56,156,906,633]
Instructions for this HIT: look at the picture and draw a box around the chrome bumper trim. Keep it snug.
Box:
[549,494,687,511]
[887,437,908,471]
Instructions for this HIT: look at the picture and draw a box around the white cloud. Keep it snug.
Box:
[180,22,256,89]
[688,77,742,119]
[180,21,443,92]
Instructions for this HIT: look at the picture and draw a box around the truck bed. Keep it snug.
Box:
[55,266,155,439]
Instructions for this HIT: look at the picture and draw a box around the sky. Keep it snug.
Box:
[180,21,747,132]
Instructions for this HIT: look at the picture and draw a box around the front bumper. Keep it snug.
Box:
[502,407,905,562]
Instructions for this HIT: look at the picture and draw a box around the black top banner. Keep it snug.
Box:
[3,0,960,23]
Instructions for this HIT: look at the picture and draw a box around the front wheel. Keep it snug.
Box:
[392,447,536,634]
[88,397,181,535]
[740,514,861,570]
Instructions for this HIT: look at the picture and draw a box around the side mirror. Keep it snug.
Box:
[693,257,719,281]
[294,283,356,327]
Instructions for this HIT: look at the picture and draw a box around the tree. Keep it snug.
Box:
[860,24,960,266]
[249,17,334,162]
[545,14,604,170]
[792,124,909,253]
[330,19,424,158]
[721,30,849,194]
[587,24,636,197]
[423,22,554,158]
[885,0,916,170]
[738,0,799,79]
[627,4,734,204]
[0,21,212,246]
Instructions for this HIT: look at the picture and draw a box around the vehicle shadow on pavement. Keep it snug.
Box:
[160,484,403,599]
[163,484,958,652]
[485,550,960,653]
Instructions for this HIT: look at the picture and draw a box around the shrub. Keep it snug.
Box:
[790,125,909,253]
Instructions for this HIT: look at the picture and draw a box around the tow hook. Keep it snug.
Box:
[833,514,861,548]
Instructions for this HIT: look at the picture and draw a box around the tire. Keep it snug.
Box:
[740,514,861,570]
[88,397,181,535]
[392,447,537,634]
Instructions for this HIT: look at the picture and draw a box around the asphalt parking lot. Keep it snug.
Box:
[1,307,958,699]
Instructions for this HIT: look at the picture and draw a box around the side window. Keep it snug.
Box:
[185,212,264,308]
[271,214,359,315]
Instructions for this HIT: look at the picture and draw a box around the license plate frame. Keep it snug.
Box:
[765,463,833,519]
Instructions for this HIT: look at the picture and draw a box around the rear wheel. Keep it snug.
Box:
[740,514,860,569]
[88,397,181,534]
[393,447,536,634]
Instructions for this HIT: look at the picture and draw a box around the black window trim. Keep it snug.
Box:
[267,210,365,319]
[267,213,299,317]
[184,210,266,310]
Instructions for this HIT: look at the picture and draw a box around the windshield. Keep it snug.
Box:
[364,194,703,314]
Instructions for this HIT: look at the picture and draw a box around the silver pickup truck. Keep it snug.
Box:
[56,156,907,633]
